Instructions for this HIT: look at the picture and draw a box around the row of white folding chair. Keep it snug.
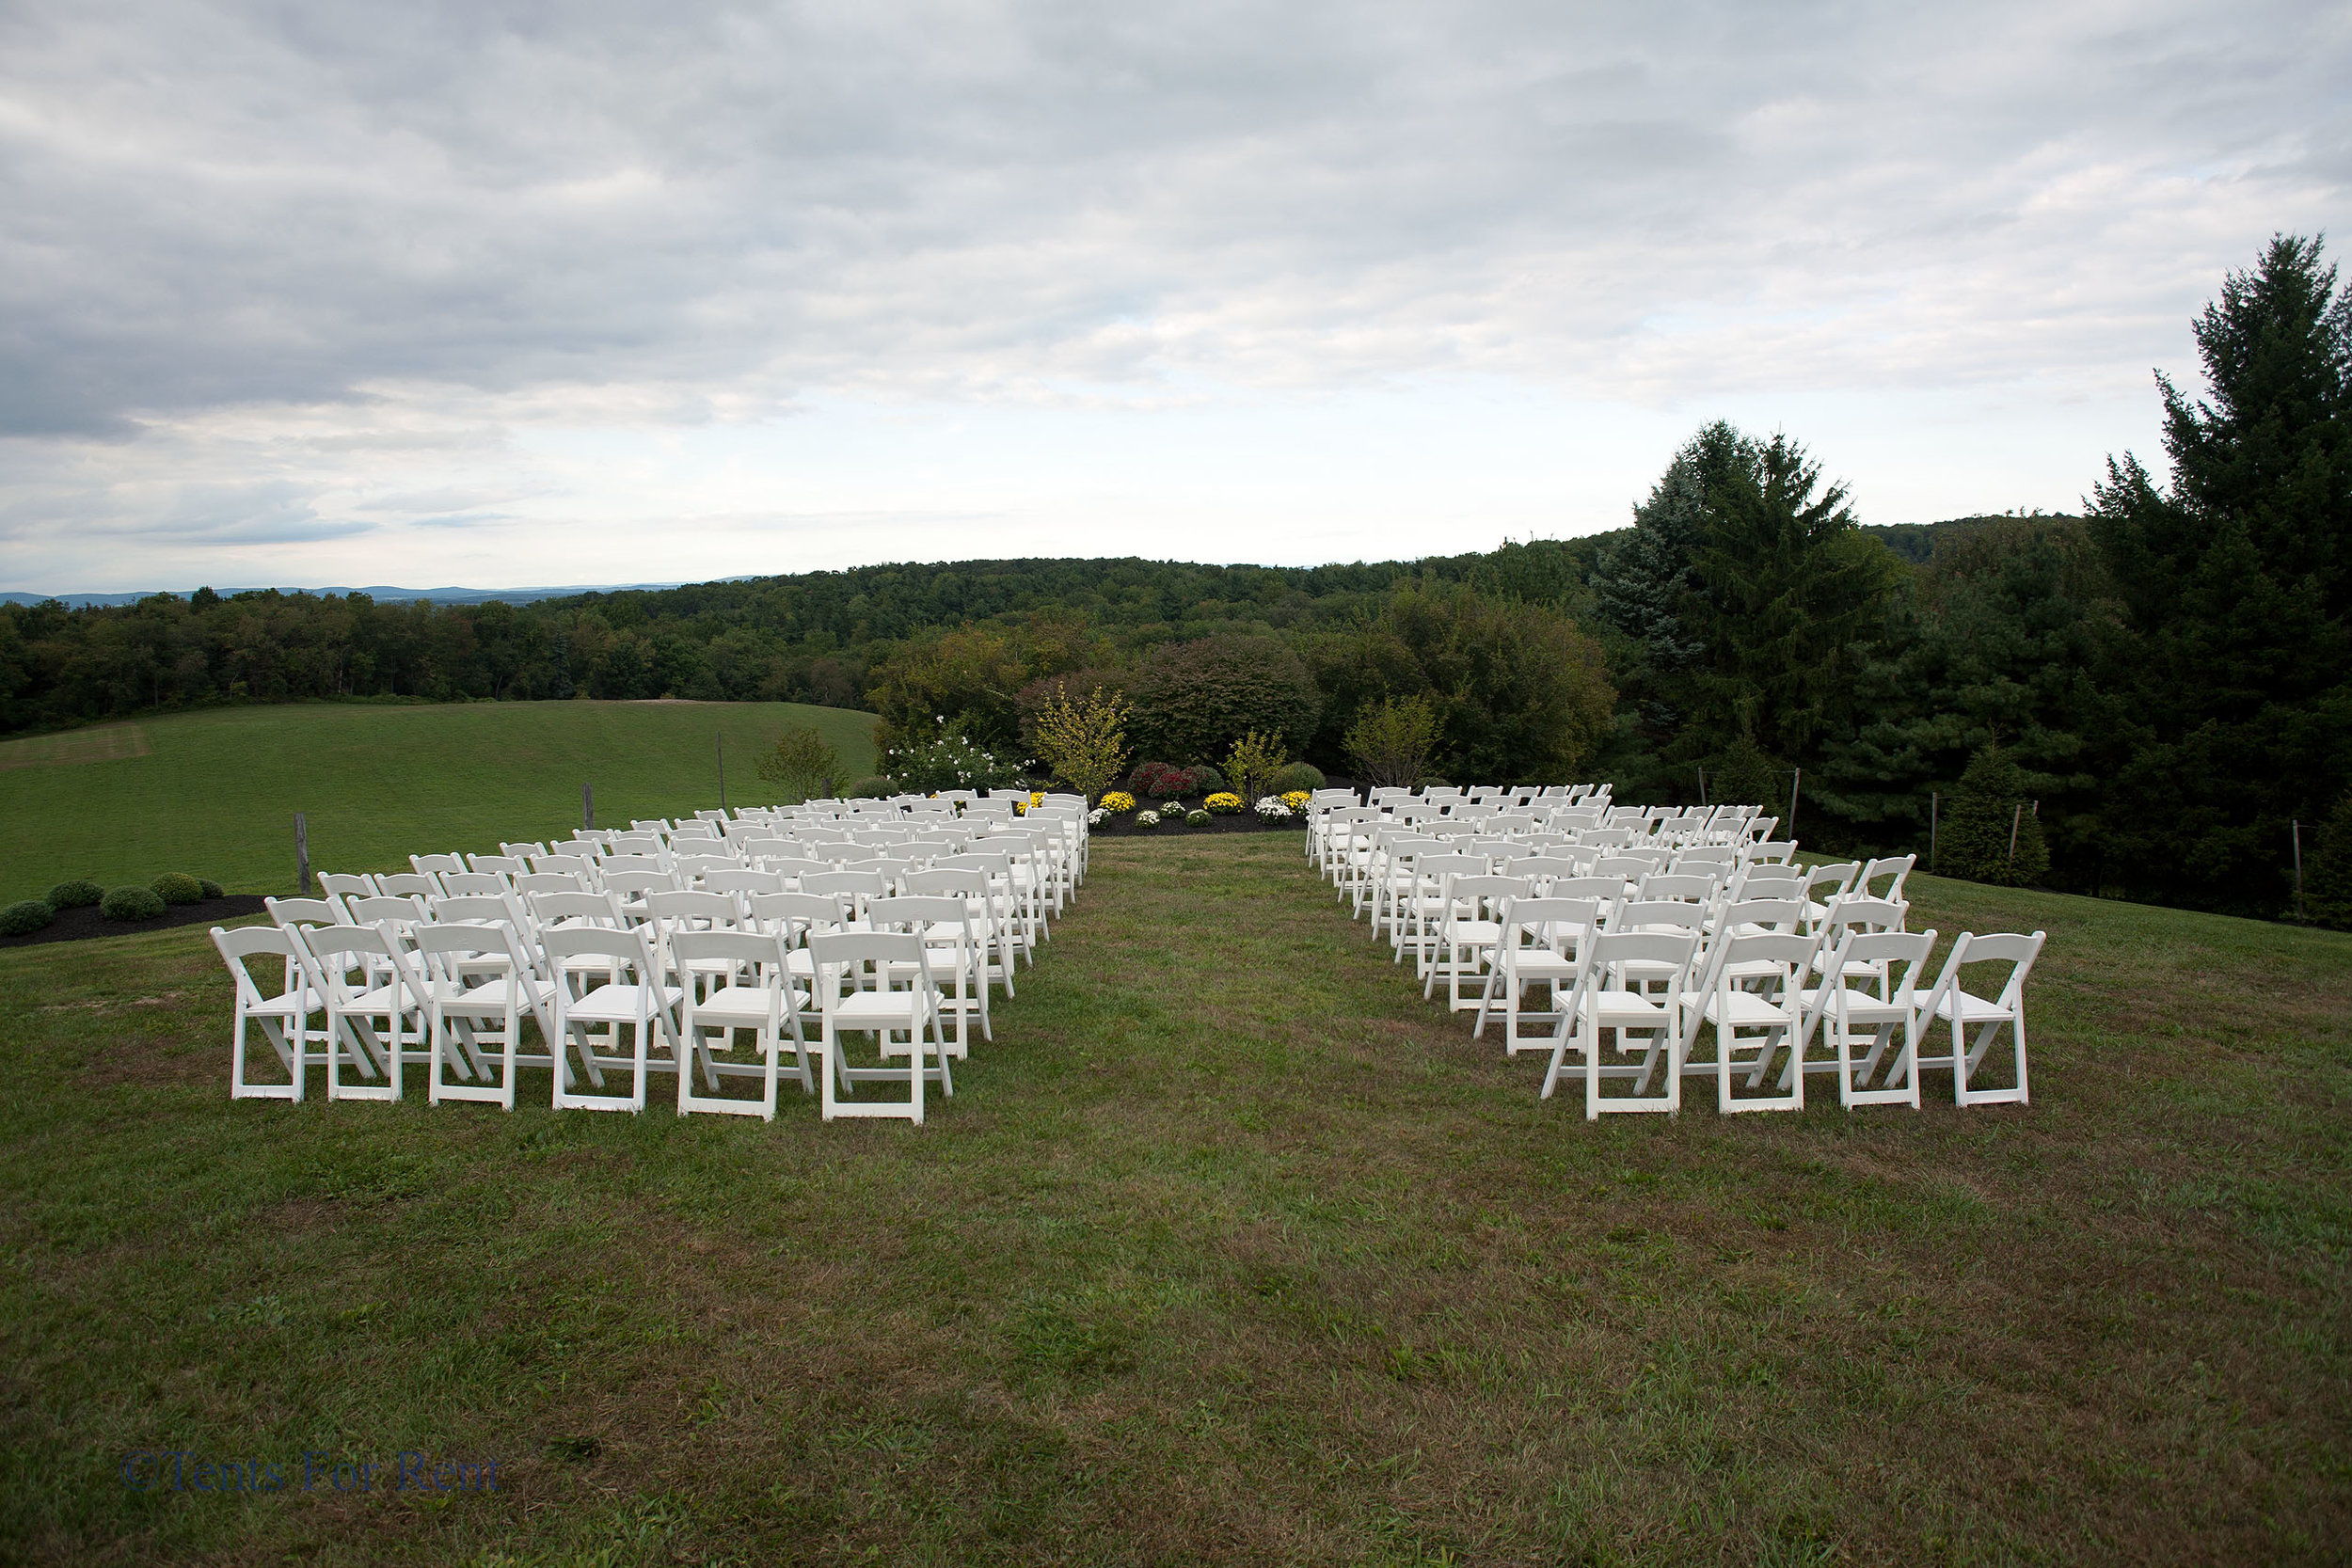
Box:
[1462,896,2042,1117]
[230,893,974,1122]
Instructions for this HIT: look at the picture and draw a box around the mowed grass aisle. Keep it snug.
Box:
[1,835,2347,1564]
[0,701,878,904]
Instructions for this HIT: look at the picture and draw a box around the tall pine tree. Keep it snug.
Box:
[2087,234,2352,913]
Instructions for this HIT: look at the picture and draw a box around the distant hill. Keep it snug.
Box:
[1865,513,2082,565]
[0,582,692,610]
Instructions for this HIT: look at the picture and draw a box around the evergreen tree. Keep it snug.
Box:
[1680,432,1905,766]
[2087,233,2352,914]
[2302,793,2352,929]
[1937,746,2050,887]
[1593,420,1754,694]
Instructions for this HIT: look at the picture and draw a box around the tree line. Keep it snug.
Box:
[4,236,2344,920]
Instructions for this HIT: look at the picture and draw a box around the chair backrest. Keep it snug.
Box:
[644,889,738,928]
[1417,852,1489,885]
[1502,856,1582,883]
[600,854,667,879]
[1860,854,1915,902]
[498,842,548,859]
[1826,928,1938,1000]
[413,919,530,965]
[375,873,439,900]
[431,894,519,927]
[317,873,373,903]
[745,890,846,939]
[1498,896,1603,946]
[698,867,784,896]
[470,854,529,878]
[602,869,675,897]
[1585,929,1699,988]
[346,894,426,928]
[1441,874,1532,918]
[532,854,595,879]
[865,895,970,933]
[214,923,309,1002]
[1821,897,1908,937]
[530,890,625,927]
[1637,871,1720,904]
[1613,899,1708,934]
[1592,853,1663,879]
[540,924,657,975]
[1803,861,1862,900]
[438,871,511,898]
[808,930,931,991]
[1696,931,1819,998]
[1547,875,1629,907]
[266,895,346,930]
[1924,931,2047,1013]
[514,871,586,898]
[411,853,465,878]
[1719,896,1804,934]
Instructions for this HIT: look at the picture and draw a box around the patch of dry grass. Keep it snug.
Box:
[0,837,2345,1564]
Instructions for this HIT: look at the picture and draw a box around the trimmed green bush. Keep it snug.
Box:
[151,872,205,905]
[45,879,103,910]
[2299,793,2352,930]
[101,885,168,922]
[0,899,55,936]
[1187,764,1226,794]
[199,879,225,899]
[1185,809,1212,826]
[1267,761,1326,795]
[843,774,897,800]
[1938,747,2050,887]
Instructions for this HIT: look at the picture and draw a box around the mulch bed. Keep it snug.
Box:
[0,895,270,949]
[1087,805,1309,838]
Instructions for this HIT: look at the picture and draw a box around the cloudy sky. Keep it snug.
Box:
[1,0,2345,593]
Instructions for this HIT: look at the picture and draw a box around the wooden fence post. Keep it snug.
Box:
[294,812,310,893]
[583,782,594,832]
[717,731,726,812]
[1930,791,1939,872]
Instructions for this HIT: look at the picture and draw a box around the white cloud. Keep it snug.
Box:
[0,0,2345,589]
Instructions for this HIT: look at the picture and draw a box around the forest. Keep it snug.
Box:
[4,237,2346,922]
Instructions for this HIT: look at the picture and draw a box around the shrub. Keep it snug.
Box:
[1127,635,1321,764]
[1280,790,1313,812]
[151,872,205,905]
[1203,792,1243,815]
[1254,796,1292,820]
[1030,684,1135,803]
[102,885,168,921]
[1187,764,1225,794]
[1223,730,1288,804]
[1135,810,1162,831]
[883,719,1025,794]
[1185,809,1212,826]
[1099,791,1136,814]
[0,899,54,935]
[843,774,898,799]
[1706,735,1785,810]
[46,879,103,910]
[755,725,844,804]
[1938,746,2050,886]
[1127,761,1193,800]
[1344,695,1441,788]
[199,879,225,899]
[1268,761,1326,795]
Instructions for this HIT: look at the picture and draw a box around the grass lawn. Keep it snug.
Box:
[0,702,877,904]
[1,835,2346,1564]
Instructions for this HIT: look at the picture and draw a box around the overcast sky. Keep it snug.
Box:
[1,0,2345,593]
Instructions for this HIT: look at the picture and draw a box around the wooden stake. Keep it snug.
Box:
[294,812,310,893]
[1788,769,1801,839]
[2293,820,2304,919]
[2008,802,2022,863]
[1931,791,1938,872]
[717,731,726,812]
[1696,766,1708,807]
[583,782,594,832]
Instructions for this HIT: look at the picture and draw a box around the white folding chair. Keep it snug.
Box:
[542,925,682,1114]
[213,924,332,1101]
[1474,896,1602,1054]
[1683,930,1820,1114]
[809,931,951,1123]
[1918,931,2046,1106]
[302,923,429,1102]
[1803,927,1938,1109]
[673,928,810,1117]
[413,920,559,1111]
[1541,929,1700,1117]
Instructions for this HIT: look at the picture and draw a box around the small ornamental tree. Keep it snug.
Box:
[1223,729,1289,805]
[1344,695,1440,789]
[755,725,844,804]
[1031,685,1134,804]
[1937,745,2050,886]
[1706,734,1786,810]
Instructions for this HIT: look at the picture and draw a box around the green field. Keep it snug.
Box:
[0,702,877,903]
[1,835,2345,1563]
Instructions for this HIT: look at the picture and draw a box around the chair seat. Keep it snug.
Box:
[1445,921,1502,946]
[1503,953,1577,981]
[566,983,683,1023]
[1691,990,1798,1027]
[833,991,930,1027]
[1934,990,2011,1024]
[1577,992,1673,1026]
[690,984,797,1028]
[439,977,548,1013]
